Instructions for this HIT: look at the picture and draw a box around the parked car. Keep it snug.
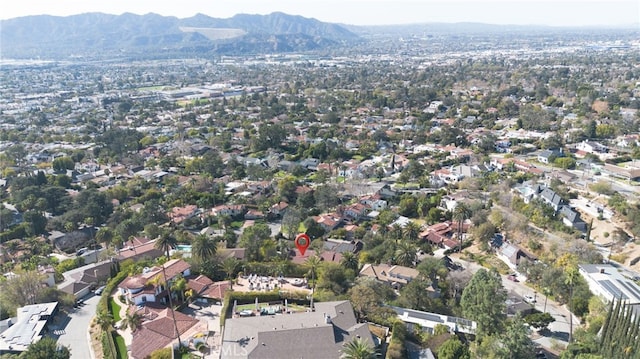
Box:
[94,285,106,295]
[524,294,536,304]
[507,274,518,282]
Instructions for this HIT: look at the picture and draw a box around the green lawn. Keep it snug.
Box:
[113,333,128,359]
[109,298,122,322]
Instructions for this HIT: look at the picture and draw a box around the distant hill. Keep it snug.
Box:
[0,12,360,59]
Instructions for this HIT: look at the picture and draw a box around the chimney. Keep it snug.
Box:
[325,315,332,324]
[600,268,605,274]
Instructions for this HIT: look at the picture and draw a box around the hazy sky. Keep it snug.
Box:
[2,0,639,26]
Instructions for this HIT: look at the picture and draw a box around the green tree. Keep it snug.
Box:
[340,337,375,359]
[52,157,75,173]
[239,223,272,261]
[525,312,555,331]
[191,234,217,264]
[403,221,421,242]
[340,252,359,272]
[21,337,70,359]
[305,255,322,290]
[96,311,114,332]
[221,257,240,282]
[120,311,143,332]
[437,337,470,359]
[394,241,417,267]
[460,269,507,336]
[452,202,471,252]
[171,275,188,303]
[155,231,177,260]
[502,315,536,358]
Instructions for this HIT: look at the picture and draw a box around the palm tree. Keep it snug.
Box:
[120,311,144,333]
[95,227,114,251]
[95,311,116,357]
[96,311,114,332]
[389,223,403,242]
[341,252,359,272]
[191,234,217,263]
[395,241,417,267]
[341,338,375,359]
[171,275,188,303]
[404,221,421,242]
[155,231,177,260]
[305,255,322,289]
[452,202,471,252]
[565,265,579,343]
[221,257,240,283]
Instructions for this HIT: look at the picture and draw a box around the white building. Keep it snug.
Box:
[579,264,640,305]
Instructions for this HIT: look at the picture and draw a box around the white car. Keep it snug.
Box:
[523,294,536,304]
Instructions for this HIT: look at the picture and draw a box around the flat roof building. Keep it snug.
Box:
[0,302,58,353]
[579,264,640,306]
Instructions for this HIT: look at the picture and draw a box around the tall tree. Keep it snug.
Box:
[191,234,217,264]
[502,315,536,358]
[403,221,421,242]
[340,252,360,272]
[452,202,471,252]
[394,241,417,267]
[155,231,177,260]
[460,269,507,336]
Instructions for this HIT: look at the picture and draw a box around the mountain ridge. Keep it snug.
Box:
[0,12,360,59]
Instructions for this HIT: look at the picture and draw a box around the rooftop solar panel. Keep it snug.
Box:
[600,279,628,300]
[616,279,640,301]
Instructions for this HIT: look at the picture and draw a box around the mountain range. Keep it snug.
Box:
[0,12,360,60]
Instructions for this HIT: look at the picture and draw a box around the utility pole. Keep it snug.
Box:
[161,264,182,351]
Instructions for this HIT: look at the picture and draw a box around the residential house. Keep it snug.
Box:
[359,263,432,293]
[497,243,536,271]
[116,237,164,262]
[186,275,231,302]
[359,194,387,211]
[167,204,198,224]
[244,209,265,220]
[576,140,608,154]
[0,302,58,354]
[578,264,640,308]
[221,301,374,359]
[559,206,587,232]
[270,202,289,217]
[212,204,246,218]
[59,261,116,299]
[315,213,342,232]
[130,304,202,359]
[537,149,563,164]
[343,203,368,221]
[118,259,191,306]
[540,188,564,212]
[389,306,477,335]
[602,163,640,181]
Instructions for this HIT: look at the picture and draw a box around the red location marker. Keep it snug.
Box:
[295,233,311,256]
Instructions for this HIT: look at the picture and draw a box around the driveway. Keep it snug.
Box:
[54,293,100,359]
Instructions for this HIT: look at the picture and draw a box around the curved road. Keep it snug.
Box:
[56,293,100,359]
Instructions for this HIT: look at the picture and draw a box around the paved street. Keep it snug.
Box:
[452,256,577,351]
[55,293,100,359]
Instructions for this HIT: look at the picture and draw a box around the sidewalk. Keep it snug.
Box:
[112,294,133,346]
